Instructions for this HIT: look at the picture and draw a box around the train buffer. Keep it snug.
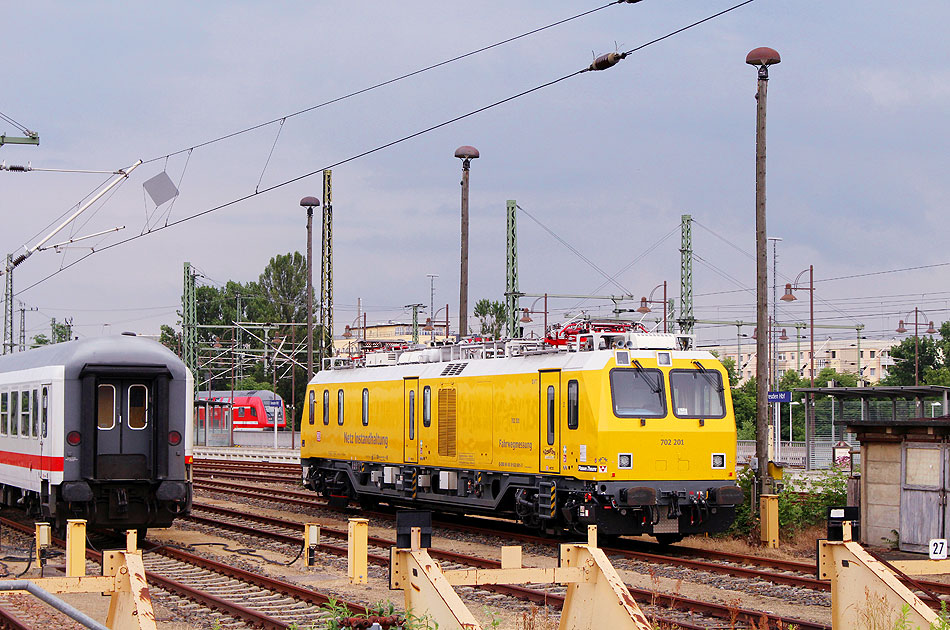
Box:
[0,519,156,630]
[389,524,653,630]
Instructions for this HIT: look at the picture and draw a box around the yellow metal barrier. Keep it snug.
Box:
[65,518,86,577]
[348,518,368,584]
[304,522,321,567]
[818,522,950,630]
[390,526,653,630]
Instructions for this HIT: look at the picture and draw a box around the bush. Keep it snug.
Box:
[728,464,849,537]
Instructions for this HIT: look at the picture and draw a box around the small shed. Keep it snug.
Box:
[796,385,950,553]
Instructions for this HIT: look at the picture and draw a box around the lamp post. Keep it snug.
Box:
[896,307,937,385]
[782,265,814,468]
[455,145,479,338]
[747,46,781,493]
[519,295,549,338]
[635,282,668,333]
[422,304,450,342]
[300,196,320,383]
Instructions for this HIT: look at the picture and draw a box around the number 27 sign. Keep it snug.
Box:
[931,539,948,560]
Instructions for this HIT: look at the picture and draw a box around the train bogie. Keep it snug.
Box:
[301,332,743,539]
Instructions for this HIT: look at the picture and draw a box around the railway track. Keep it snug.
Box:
[184,500,831,630]
[0,515,369,630]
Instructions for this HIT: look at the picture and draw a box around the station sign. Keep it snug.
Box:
[767,391,792,403]
[268,399,282,407]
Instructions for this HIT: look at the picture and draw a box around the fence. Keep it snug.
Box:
[737,439,859,470]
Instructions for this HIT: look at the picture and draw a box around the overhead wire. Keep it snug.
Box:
[16,1,757,298]
[141,1,626,165]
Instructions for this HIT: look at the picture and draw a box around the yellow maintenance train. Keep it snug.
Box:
[300,322,743,542]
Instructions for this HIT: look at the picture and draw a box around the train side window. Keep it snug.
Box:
[337,390,344,426]
[20,390,30,438]
[308,390,315,425]
[546,386,556,445]
[128,385,148,430]
[567,380,579,430]
[41,387,48,438]
[31,389,39,439]
[323,390,329,425]
[422,386,431,427]
[238,407,245,417]
[408,390,415,440]
[250,406,257,417]
[362,388,369,426]
[9,392,18,436]
[1,392,7,435]
[97,385,116,430]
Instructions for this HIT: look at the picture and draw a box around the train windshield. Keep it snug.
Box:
[670,368,726,418]
[609,368,665,418]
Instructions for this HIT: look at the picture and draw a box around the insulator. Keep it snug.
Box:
[6,164,30,172]
[588,52,624,72]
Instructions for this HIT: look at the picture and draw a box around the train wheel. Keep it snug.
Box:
[654,533,684,545]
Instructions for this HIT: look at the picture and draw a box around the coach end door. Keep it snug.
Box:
[404,378,419,463]
[96,380,152,480]
[539,370,561,474]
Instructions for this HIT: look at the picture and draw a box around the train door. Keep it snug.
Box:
[539,370,561,474]
[404,378,419,463]
[96,379,152,480]
[39,385,50,481]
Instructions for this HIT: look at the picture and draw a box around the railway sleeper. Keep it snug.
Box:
[302,458,742,540]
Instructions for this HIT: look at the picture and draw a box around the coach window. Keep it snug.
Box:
[129,385,149,429]
[97,384,116,430]
[308,390,315,425]
[362,388,369,426]
[9,392,18,436]
[250,406,257,418]
[337,390,344,426]
[238,407,245,417]
[422,386,431,427]
[20,390,30,437]
[31,390,39,438]
[41,387,48,438]
[1,392,7,435]
[567,380,579,430]
[323,390,329,425]
[546,386,556,445]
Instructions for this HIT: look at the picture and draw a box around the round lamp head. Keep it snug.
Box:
[746,47,781,67]
[636,297,651,314]
[779,329,789,341]
[520,308,533,323]
[300,196,320,208]
[927,322,937,334]
[454,145,480,160]
[896,320,907,334]
[780,283,797,302]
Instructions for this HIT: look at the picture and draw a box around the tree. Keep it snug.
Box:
[881,335,939,385]
[159,324,180,355]
[473,299,505,338]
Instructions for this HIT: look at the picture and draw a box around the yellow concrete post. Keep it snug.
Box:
[65,519,86,577]
[760,494,778,548]
[304,523,321,567]
[34,522,51,568]
[348,518,368,584]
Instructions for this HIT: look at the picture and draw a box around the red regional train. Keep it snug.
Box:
[196,390,286,431]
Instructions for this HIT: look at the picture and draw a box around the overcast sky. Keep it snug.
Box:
[3,1,949,349]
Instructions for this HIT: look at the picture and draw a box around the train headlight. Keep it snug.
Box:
[168,431,182,446]
[66,431,81,446]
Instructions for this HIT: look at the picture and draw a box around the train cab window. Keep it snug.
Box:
[546,386,556,445]
[308,390,315,425]
[609,368,666,418]
[567,380,579,430]
[337,390,344,426]
[1,392,7,435]
[422,386,431,427]
[97,384,116,430]
[669,369,726,419]
[9,392,17,436]
[20,390,30,437]
[361,388,369,426]
[323,390,329,425]
[128,385,149,430]
[31,390,39,439]
[41,387,48,438]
